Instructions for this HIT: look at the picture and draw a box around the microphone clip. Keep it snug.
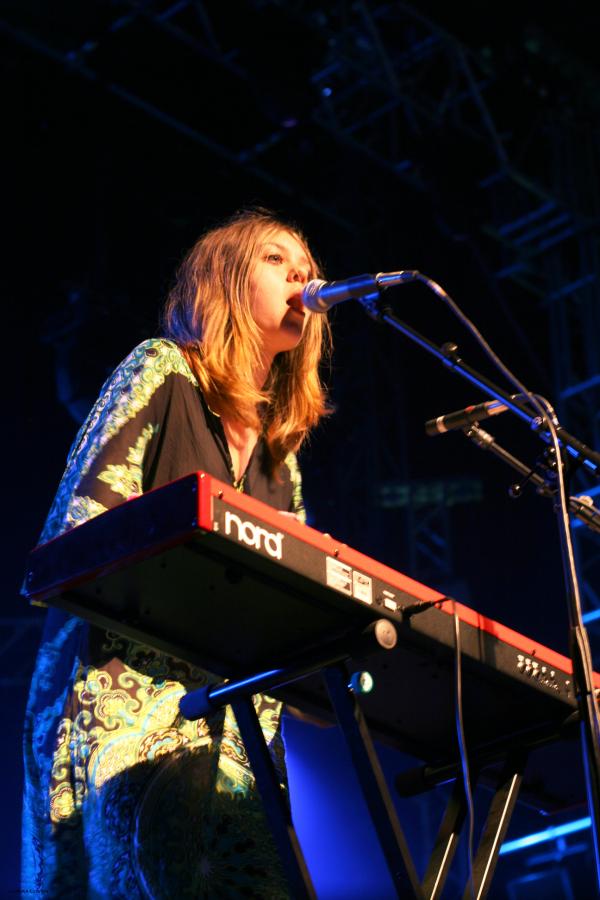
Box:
[358,291,385,321]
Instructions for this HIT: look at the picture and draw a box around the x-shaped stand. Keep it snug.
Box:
[180,620,531,898]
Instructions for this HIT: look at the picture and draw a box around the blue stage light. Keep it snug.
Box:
[499,817,591,855]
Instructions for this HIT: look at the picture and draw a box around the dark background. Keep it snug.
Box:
[4,2,600,896]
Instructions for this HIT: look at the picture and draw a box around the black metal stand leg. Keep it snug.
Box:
[572,625,600,892]
[231,696,316,900]
[463,752,526,900]
[422,776,472,899]
[323,663,424,899]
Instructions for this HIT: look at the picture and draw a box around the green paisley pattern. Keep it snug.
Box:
[284,451,306,524]
[22,339,291,898]
[98,423,158,499]
[64,493,109,531]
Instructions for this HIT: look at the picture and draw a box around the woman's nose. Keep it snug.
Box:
[288,266,308,284]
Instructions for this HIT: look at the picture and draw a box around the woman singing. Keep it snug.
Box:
[22,209,331,897]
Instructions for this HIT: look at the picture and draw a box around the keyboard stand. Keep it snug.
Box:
[180,617,537,899]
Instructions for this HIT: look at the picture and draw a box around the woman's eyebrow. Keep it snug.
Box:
[263,241,310,269]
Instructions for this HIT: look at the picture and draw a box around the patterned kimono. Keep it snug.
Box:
[22,338,305,898]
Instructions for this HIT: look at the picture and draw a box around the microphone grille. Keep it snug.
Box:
[302,279,327,312]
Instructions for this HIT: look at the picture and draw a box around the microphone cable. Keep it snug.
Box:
[453,600,476,900]
[404,594,476,895]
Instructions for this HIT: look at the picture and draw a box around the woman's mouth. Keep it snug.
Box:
[287,294,306,316]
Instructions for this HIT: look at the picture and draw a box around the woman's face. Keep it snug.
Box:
[248,228,313,358]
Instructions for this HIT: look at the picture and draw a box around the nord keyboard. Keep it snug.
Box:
[24,471,597,809]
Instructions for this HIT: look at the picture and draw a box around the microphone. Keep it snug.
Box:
[302,271,417,313]
[425,399,508,436]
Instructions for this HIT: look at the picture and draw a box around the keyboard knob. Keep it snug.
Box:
[349,671,374,694]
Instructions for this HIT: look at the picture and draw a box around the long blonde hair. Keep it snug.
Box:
[162,209,331,471]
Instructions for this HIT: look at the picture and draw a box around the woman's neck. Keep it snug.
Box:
[221,417,259,482]
[221,351,274,482]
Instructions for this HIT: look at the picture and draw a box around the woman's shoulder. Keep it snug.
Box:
[115,337,198,385]
[78,338,201,437]
[94,338,200,406]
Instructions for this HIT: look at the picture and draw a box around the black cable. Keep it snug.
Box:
[453,602,476,900]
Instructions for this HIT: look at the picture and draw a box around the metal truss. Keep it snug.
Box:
[478,123,600,642]
[259,0,508,164]
[377,476,478,599]
[0,4,353,231]
[1,0,511,231]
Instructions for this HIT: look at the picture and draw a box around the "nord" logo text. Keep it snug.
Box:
[224,511,284,560]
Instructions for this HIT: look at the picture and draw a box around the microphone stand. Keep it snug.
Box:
[361,293,600,477]
[462,423,600,535]
[360,293,600,891]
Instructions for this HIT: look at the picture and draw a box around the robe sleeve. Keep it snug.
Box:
[39,339,198,543]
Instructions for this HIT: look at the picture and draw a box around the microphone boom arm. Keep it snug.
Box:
[365,291,600,478]
[355,276,600,887]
